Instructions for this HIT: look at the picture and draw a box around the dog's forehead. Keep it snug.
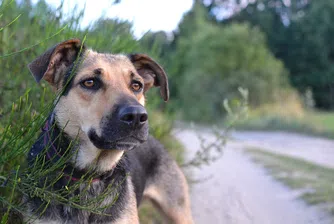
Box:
[78,50,135,75]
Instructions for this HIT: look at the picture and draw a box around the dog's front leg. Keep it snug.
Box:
[112,178,140,224]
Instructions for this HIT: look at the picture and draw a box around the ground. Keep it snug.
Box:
[232,131,334,168]
[175,129,334,224]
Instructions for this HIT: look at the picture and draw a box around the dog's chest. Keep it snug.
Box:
[65,182,121,223]
[28,170,132,224]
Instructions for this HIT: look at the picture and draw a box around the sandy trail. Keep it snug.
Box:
[175,130,333,224]
[232,131,334,168]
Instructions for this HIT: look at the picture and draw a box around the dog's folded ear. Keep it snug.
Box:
[28,39,84,88]
[128,54,169,102]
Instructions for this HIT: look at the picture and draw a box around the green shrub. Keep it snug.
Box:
[177,23,291,122]
[0,1,181,222]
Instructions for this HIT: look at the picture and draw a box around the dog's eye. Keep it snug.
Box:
[80,78,101,90]
[131,81,143,92]
[83,80,94,87]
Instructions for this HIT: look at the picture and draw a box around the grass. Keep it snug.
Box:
[246,148,334,216]
[235,111,334,139]
[306,111,334,133]
[0,1,184,222]
[139,201,164,224]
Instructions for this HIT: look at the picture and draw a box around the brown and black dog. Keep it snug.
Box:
[26,39,193,224]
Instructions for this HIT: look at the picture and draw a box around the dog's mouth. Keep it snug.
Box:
[88,129,146,150]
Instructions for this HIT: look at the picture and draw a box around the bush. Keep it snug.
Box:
[0,1,181,222]
[177,23,291,122]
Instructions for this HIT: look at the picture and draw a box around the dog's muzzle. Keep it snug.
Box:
[88,103,149,150]
[118,105,148,128]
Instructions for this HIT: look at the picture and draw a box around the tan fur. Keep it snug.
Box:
[73,140,124,172]
[113,177,140,224]
[97,149,124,172]
[144,165,193,224]
[138,95,145,106]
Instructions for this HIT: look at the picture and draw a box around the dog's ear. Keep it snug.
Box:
[128,54,169,102]
[28,39,84,87]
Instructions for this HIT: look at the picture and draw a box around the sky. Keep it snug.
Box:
[36,0,194,38]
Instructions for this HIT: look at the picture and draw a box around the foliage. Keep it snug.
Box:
[284,1,334,109]
[141,1,294,122]
[215,0,334,110]
[139,31,171,60]
[0,0,179,222]
[181,22,290,122]
[234,90,334,139]
[1,0,81,115]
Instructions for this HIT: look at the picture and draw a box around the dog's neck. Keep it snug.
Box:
[36,113,124,182]
[38,114,98,182]
[41,114,72,160]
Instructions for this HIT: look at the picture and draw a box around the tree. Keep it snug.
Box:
[285,1,334,109]
[166,1,211,106]
[87,18,138,53]
[178,22,289,121]
[140,1,292,121]
[139,31,170,59]
[208,0,334,109]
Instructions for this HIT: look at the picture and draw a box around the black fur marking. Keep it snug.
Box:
[61,49,85,96]
[127,136,163,204]
[93,68,103,75]
[61,64,76,96]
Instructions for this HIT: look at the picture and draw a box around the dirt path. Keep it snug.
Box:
[232,131,334,168]
[175,130,333,224]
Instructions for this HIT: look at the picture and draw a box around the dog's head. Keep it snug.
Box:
[28,39,168,152]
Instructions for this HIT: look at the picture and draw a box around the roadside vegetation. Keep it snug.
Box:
[143,0,334,138]
[246,148,334,217]
[234,110,334,139]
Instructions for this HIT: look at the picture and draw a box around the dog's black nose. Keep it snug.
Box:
[119,105,148,127]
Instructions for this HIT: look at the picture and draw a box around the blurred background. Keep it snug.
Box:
[1,0,334,223]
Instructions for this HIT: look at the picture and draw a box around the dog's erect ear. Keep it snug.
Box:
[28,39,84,87]
[128,54,169,102]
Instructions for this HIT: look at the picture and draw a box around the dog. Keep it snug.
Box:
[25,39,193,224]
